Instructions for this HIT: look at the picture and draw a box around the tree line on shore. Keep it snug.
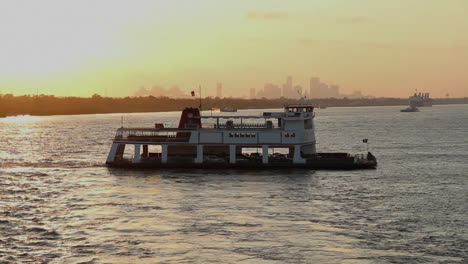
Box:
[0,93,467,116]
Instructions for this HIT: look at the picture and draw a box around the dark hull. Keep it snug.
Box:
[106,156,377,170]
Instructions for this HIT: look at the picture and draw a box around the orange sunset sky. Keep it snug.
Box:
[1,0,467,98]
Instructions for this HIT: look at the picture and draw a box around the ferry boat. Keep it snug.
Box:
[106,99,377,170]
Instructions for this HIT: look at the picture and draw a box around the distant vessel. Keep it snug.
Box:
[409,92,433,107]
[400,105,419,112]
[106,98,377,169]
[220,107,237,112]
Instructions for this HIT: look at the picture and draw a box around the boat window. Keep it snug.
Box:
[240,133,245,138]
[251,133,256,138]
[291,133,296,137]
[229,133,234,138]
[235,133,240,137]
[285,133,289,137]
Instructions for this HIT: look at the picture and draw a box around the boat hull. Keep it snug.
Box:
[106,155,377,170]
[400,109,419,112]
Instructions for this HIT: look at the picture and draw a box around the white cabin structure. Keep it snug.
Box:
[107,102,316,166]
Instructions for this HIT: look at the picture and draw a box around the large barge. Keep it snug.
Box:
[409,92,433,107]
[106,100,377,170]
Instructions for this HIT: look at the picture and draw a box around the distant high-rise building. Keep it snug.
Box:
[329,85,340,98]
[309,77,320,98]
[282,75,294,98]
[318,82,330,98]
[216,83,223,98]
[249,88,256,99]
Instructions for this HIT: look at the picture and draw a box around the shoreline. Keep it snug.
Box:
[1,95,467,117]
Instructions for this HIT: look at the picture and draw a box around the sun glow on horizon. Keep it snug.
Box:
[1,115,42,123]
[1,0,467,98]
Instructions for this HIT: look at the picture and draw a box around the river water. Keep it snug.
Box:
[0,105,467,263]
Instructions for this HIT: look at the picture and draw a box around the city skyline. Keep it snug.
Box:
[1,1,467,98]
[131,75,386,99]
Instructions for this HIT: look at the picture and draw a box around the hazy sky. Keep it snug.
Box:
[1,0,467,98]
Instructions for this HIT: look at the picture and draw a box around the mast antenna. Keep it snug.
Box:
[297,89,308,101]
[199,85,202,111]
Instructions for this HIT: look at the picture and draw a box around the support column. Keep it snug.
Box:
[106,143,119,163]
[229,145,236,164]
[262,145,269,164]
[293,145,306,164]
[116,144,126,158]
[195,145,204,164]
[133,144,141,163]
[161,145,168,163]
[142,145,149,158]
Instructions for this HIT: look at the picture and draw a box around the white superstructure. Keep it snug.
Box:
[106,100,317,166]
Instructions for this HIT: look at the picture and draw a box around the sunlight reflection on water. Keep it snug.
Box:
[0,105,467,263]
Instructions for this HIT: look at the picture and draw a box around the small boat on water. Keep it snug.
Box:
[106,98,377,170]
[220,107,237,112]
[400,105,419,112]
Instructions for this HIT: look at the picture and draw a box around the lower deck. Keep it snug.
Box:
[105,142,377,170]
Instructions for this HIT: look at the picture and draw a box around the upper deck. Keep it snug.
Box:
[113,102,316,145]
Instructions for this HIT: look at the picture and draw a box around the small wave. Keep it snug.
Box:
[0,220,12,226]
[0,161,106,170]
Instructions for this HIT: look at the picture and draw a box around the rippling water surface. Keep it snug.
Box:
[1,105,467,263]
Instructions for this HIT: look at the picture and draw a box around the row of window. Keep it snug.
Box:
[229,133,256,138]
[228,133,296,138]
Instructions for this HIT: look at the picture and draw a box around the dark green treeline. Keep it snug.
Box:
[0,94,467,116]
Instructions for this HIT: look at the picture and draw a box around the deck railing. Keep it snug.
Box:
[213,123,269,129]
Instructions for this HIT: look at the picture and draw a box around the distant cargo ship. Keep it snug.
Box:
[409,92,433,107]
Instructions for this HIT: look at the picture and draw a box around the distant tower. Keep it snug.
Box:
[329,85,340,98]
[282,76,293,98]
[309,77,320,98]
[216,83,223,98]
[249,88,256,99]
